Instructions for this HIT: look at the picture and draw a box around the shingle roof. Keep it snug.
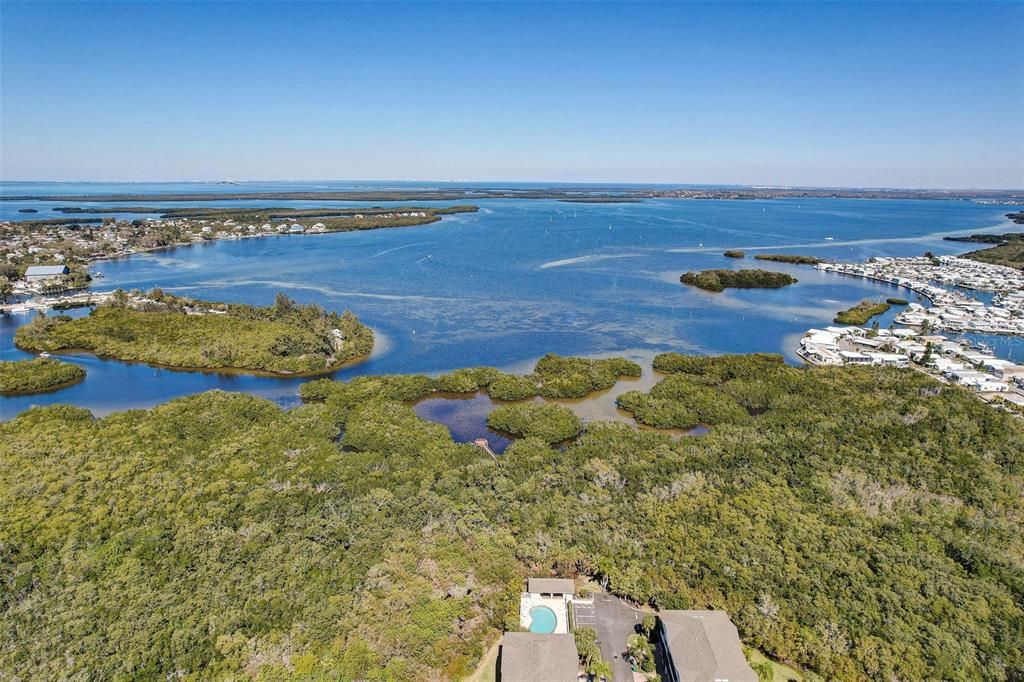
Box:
[660,610,757,682]
[500,632,579,682]
[527,578,575,595]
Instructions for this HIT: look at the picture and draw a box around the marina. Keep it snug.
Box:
[817,255,1024,335]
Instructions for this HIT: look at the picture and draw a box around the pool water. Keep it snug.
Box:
[528,605,558,634]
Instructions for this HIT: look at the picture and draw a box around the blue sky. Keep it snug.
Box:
[1,1,1022,188]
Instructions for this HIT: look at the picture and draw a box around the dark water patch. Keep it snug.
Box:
[412,391,514,453]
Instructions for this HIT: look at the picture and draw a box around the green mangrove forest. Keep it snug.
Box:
[14,291,374,375]
[834,299,891,325]
[946,230,1024,270]
[487,402,583,443]
[681,269,798,292]
[1,353,1022,680]
[300,353,642,405]
[753,254,824,265]
[0,357,86,394]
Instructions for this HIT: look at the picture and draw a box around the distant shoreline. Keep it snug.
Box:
[4,186,1024,203]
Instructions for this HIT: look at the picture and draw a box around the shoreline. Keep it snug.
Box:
[5,187,1024,204]
[0,372,86,397]
[18,345,376,379]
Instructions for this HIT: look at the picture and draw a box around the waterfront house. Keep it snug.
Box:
[863,352,909,368]
[499,632,579,682]
[24,264,69,282]
[838,351,872,365]
[657,610,757,682]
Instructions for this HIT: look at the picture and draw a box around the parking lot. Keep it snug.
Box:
[573,592,648,682]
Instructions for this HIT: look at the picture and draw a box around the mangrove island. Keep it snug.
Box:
[680,268,798,292]
[834,299,891,325]
[14,290,374,375]
[0,357,86,394]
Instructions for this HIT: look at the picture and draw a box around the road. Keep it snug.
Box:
[573,592,645,682]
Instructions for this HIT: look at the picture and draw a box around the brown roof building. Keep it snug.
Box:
[658,610,757,682]
[526,578,576,595]
[499,632,579,682]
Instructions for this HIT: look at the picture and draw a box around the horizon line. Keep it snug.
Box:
[2,178,1023,193]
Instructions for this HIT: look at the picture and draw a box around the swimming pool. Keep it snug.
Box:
[528,605,558,634]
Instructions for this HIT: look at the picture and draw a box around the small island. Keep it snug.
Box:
[886,297,909,305]
[14,290,373,375]
[486,402,583,443]
[723,249,745,258]
[834,299,891,325]
[753,253,824,265]
[680,268,797,292]
[0,357,86,394]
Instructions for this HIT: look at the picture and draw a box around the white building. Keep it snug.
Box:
[24,264,69,282]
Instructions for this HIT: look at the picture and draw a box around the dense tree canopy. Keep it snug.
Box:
[14,292,373,374]
[486,402,582,443]
[300,354,642,406]
[0,357,85,394]
[680,269,798,292]
[2,355,1022,680]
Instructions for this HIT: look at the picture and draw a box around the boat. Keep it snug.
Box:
[825,236,835,240]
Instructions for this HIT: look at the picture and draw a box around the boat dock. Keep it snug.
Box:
[1,290,113,315]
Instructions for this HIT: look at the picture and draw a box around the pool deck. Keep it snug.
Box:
[519,593,570,634]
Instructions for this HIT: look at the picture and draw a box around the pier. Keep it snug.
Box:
[473,438,498,459]
[0,291,112,315]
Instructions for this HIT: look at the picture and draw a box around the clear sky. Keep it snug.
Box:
[1,1,1022,188]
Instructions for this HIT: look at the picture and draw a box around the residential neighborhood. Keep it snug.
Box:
[0,209,447,301]
[496,578,760,682]
[799,326,1024,412]
[815,255,1024,335]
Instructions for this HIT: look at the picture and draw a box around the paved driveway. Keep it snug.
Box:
[574,592,646,682]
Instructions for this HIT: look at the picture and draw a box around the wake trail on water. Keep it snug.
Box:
[170,279,458,303]
[539,253,644,269]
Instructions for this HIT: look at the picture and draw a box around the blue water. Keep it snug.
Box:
[412,392,514,453]
[2,187,1021,419]
[528,606,558,634]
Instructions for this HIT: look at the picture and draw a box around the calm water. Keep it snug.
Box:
[2,184,1021,419]
[412,392,515,453]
